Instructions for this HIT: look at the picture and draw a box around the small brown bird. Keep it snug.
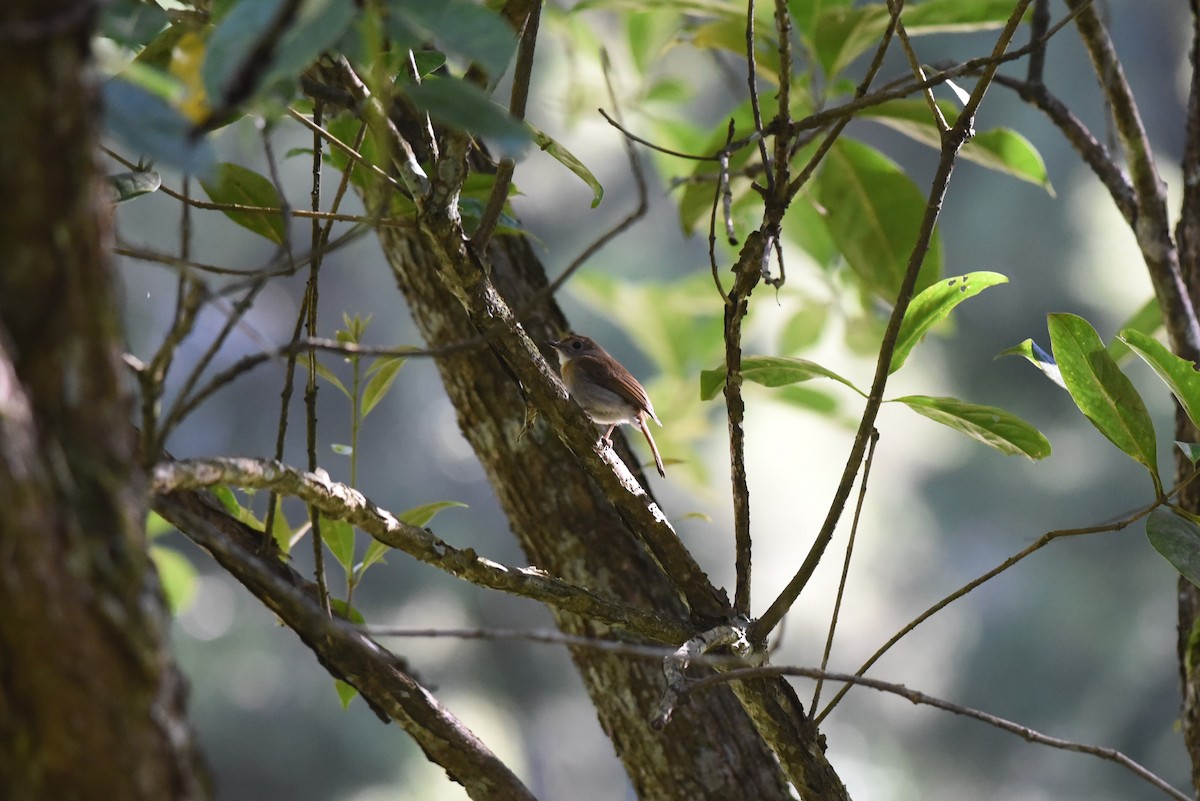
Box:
[548,334,666,478]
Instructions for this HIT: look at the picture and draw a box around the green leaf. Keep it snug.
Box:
[691,15,782,80]
[1120,328,1200,433]
[323,114,389,193]
[996,338,1064,389]
[782,188,841,270]
[329,596,365,624]
[399,500,468,527]
[202,0,283,101]
[1108,297,1161,363]
[102,78,215,174]
[404,76,529,155]
[310,359,350,398]
[409,50,447,79]
[1048,313,1160,492]
[815,138,942,301]
[779,301,829,353]
[789,0,852,40]
[700,355,864,401]
[891,271,1008,373]
[809,0,1020,79]
[967,128,1053,194]
[675,98,760,236]
[387,0,516,79]
[149,545,198,614]
[892,395,1051,459]
[270,495,293,556]
[100,0,171,48]
[334,678,359,710]
[900,0,1029,32]
[361,357,406,418]
[108,170,162,202]
[146,511,173,538]
[269,0,357,90]
[625,10,677,75]
[320,515,356,572]
[1178,442,1200,465]
[530,125,604,207]
[203,0,355,108]
[131,20,192,71]
[863,100,1052,192]
[573,0,742,14]
[212,485,266,530]
[810,4,891,77]
[699,369,725,402]
[357,538,391,577]
[774,385,839,415]
[199,163,286,244]
[1147,507,1200,588]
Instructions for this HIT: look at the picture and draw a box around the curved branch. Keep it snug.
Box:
[152,489,538,801]
[993,75,1136,222]
[1066,0,1200,358]
[151,457,691,644]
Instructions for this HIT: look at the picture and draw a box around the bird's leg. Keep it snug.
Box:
[598,423,618,449]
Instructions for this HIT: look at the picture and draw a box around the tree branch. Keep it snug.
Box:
[152,489,538,801]
[150,457,692,644]
[1066,0,1200,359]
[752,0,1033,643]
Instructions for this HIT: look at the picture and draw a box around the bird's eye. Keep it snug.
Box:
[571,341,582,350]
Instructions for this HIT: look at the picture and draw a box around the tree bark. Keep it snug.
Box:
[371,208,819,798]
[0,2,209,798]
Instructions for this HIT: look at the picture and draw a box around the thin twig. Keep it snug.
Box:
[781,0,1094,145]
[680,665,1190,801]
[752,1,1034,643]
[106,146,411,228]
[472,1,541,250]
[597,108,721,162]
[137,176,204,464]
[285,107,410,194]
[810,428,878,715]
[1027,0,1050,84]
[888,1,948,132]
[816,468,1200,721]
[785,0,902,195]
[299,104,332,618]
[1065,0,1200,358]
[993,75,1133,218]
[540,54,648,299]
[368,626,712,662]
[745,0,774,192]
[707,120,737,302]
[159,280,268,442]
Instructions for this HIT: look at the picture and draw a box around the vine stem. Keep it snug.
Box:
[750,0,1033,643]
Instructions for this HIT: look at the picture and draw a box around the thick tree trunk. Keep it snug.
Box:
[0,2,209,798]
[1176,186,1200,797]
[376,223,798,799]
[1175,3,1200,781]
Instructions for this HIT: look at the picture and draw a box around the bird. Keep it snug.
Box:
[548,334,666,478]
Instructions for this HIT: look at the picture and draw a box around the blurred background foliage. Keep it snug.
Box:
[100,0,1192,798]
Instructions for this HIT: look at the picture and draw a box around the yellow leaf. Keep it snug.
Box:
[169,31,210,124]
